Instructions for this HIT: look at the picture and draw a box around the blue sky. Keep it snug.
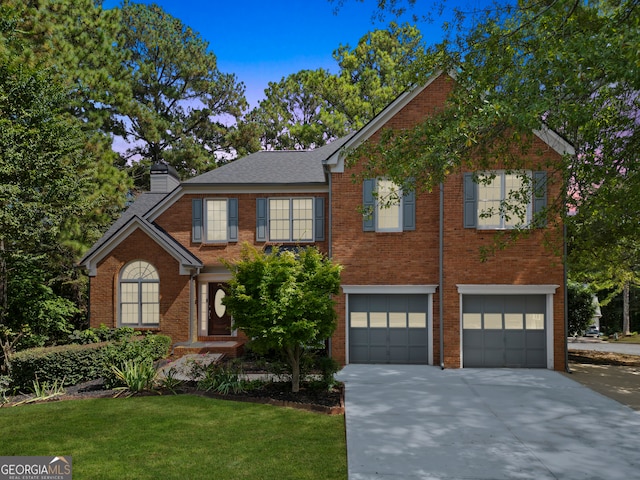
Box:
[102,0,461,108]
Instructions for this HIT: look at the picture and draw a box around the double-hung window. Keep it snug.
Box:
[119,260,159,327]
[192,198,238,243]
[363,178,415,232]
[464,170,547,230]
[256,197,325,242]
[269,198,314,242]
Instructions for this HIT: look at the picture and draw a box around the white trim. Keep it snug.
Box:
[456,284,559,295]
[82,216,202,276]
[342,285,438,294]
[428,294,434,366]
[546,294,555,369]
[534,127,575,156]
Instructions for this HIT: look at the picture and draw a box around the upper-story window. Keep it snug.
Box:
[119,260,159,327]
[464,171,547,230]
[192,198,238,243]
[256,197,325,243]
[269,198,314,242]
[363,178,415,232]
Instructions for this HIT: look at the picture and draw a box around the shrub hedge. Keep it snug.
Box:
[9,334,172,392]
[9,342,107,391]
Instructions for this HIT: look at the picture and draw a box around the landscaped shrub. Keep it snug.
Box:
[9,333,171,392]
[9,342,107,392]
[67,325,136,345]
[102,334,171,388]
[111,358,158,397]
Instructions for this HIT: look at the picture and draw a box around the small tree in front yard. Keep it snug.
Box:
[222,244,341,393]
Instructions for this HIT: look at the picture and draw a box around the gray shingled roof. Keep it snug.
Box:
[80,135,354,266]
[185,134,354,185]
[79,192,169,264]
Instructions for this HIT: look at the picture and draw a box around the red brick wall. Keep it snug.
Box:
[90,229,191,344]
[155,192,329,267]
[329,73,566,370]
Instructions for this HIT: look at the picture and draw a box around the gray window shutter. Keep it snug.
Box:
[314,197,325,241]
[463,173,477,228]
[228,198,238,241]
[533,171,547,227]
[256,198,267,241]
[192,198,202,242]
[402,189,416,231]
[363,178,375,231]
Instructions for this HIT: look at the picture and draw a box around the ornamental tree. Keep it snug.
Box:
[222,244,341,393]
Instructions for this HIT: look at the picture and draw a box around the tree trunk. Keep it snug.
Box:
[623,282,631,336]
[286,345,301,393]
[0,239,7,325]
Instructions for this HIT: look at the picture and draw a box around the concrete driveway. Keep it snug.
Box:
[337,365,640,479]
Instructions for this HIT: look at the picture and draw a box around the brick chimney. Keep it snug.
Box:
[150,163,180,193]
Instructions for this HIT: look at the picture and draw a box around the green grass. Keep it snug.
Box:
[0,395,347,480]
[608,334,640,344]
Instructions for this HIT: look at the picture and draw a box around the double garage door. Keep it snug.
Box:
[349,294,429,364]
[348,292,547,368]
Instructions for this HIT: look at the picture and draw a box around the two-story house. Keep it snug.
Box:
[80,73,571,370]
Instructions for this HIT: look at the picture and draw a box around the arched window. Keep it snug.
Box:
[119,261,159,326]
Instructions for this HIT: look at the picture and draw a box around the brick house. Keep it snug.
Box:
[80,72,572,369]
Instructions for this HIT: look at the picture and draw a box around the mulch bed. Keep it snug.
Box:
[569,349,640,366]
[3,378,344,415]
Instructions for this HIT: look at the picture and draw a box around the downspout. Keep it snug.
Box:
[564,223,570,373]
[326,165,333,357]
[439,182,445,370]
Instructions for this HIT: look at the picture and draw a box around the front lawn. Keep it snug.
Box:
[0,395,346,480]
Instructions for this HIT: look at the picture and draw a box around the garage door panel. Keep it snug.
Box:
[408,347,428,363]
[408,329,428,345]
[505,348,525,367]
[349,346,369,364]
[505,331,525,348]
[389,328,408,342]
[369,328,387,345]
[526,349,546,367]
[389,346,408,363]
[482,349,505,367]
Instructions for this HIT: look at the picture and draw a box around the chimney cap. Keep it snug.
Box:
[150,162,180,179]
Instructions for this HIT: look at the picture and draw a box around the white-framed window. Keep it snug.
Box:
[205,198,228,242]
[375,179,403,232]
[477,171,532,229]
[268,198,313,242]
[119,260,159,327]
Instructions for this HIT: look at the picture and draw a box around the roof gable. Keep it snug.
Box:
[325,71,574,172]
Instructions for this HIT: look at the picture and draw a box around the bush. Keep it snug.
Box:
[67,325,136,345]
[111,358,158,397]
[101,334,171,388]
[9,342,106,392]
[9,333,171,392]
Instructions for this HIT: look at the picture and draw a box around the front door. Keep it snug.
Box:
[208,283,232,335]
